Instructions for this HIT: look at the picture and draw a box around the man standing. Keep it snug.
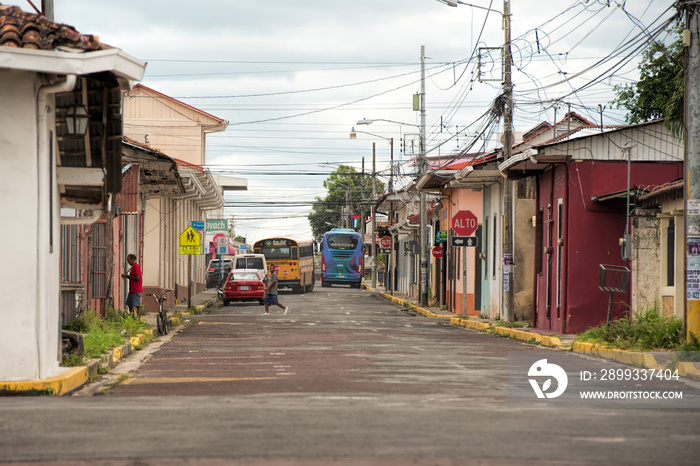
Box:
[121,254,143,318]
[263,264,288,316]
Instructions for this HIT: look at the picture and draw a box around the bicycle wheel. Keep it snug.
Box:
[157,309,168,335]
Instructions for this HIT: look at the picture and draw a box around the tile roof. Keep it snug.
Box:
[0,5,104,50]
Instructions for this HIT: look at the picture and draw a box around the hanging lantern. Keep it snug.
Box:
[64,105,90,135]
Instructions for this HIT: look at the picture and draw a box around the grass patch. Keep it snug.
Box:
[576,304,684,351]
[62,307,155,363]
[187,306,203,315]
[493,319,529,329]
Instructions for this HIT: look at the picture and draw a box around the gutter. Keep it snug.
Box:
[37,74,77,378]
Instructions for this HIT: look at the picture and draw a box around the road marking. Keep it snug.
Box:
[122,376,277,385]
[197,322,245,325]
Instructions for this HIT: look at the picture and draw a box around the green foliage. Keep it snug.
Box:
[308,165,386,241]
[577,304,684,350]
[675,333,700,361]
[61,353,84,367]
[63,308,154,360]
[494,319,529,328]
[611,29,684,135]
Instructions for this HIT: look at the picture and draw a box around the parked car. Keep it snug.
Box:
[221,269,265,306]
[206,259,233,288]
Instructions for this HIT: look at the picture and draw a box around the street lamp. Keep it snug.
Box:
[437,0,514,320]
[351,126,397,293]
[358,100,429,306]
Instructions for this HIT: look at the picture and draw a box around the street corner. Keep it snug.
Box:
[0,366,87,396]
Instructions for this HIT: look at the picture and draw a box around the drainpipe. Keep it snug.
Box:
[37,74,77,377]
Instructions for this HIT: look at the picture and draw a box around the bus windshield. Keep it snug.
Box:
[261,247,292,259]
[327,235,359,251]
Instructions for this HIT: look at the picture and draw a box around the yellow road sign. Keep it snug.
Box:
[179,226,202,255]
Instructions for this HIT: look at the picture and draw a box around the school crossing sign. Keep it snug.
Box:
[179,226,202,255]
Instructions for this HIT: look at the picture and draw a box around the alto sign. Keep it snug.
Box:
[452,210,478,236]
[379,236,392,248]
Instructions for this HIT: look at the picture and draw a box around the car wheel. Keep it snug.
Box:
[223,300,230,306]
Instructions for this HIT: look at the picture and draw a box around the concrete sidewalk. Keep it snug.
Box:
[364,282,700,381]
[0,288,221,396]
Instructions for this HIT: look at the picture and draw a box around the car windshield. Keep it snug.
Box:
[235,258,264,269]
[209,260,233,268]
[231,272,259,281]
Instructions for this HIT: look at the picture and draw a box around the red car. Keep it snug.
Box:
[222,269,265,306]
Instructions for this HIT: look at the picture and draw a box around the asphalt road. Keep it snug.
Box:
[1,285,700,465]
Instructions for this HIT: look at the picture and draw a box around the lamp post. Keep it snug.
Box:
[437,0,513,320]
[351,127,396,294]
[356,116,426,302]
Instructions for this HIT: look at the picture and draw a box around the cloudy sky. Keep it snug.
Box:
[11,0,679,243]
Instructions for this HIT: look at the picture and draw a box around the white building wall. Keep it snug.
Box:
[488,184,503,320]
[0,70,61,380]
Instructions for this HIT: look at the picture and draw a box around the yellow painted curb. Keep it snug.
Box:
[463,320,491,331]
[112,345,124,361]
[414,307,437,318]
[0,366,87,396]
[494,326,542,343]
[541,335,563,347]
[673,362,700,380]
[572,341,599,353]
[572,342,662,369]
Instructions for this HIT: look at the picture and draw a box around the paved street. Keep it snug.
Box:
[1,286,700,465]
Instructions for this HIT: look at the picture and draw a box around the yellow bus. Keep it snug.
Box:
[253,237,315,293]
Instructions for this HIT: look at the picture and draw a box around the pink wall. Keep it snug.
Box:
[446,189,484,316]
[535,161,682,333]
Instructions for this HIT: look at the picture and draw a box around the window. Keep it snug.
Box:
[535,209,544,275]
[666,218,675,287]
[484,217,489,279]
[327,235,359,250]
[492,214,497,279]
[556,199,564,309]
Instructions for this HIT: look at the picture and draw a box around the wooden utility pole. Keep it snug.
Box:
[683,1,700,338]
[502,0,514,321]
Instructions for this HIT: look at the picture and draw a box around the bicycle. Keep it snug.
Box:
[147,290,171,335]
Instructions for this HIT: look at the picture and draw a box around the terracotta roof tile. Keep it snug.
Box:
[0,5,105,51]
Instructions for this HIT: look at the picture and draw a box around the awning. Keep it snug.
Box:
[499,148,568,179]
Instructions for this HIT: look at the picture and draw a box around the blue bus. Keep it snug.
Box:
[321,228,363,288]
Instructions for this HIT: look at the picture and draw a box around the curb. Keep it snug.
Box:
[0,299,212,396]
[370,285,700,380]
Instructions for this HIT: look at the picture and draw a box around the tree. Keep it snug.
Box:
[611,30,684,136]
[308,165,385,241]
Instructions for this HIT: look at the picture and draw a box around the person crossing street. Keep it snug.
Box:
[262,264,289,315]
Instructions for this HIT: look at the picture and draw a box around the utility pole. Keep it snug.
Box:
[502,0,514,321]
[389,137,395,296]
[420,45,429,306]
[683,0,700,338]
[372,143,377,289]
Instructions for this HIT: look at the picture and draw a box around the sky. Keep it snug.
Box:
[10,0,680,244]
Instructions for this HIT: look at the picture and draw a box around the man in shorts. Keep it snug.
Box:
[121,253,143,318]
[263,264,289,315]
